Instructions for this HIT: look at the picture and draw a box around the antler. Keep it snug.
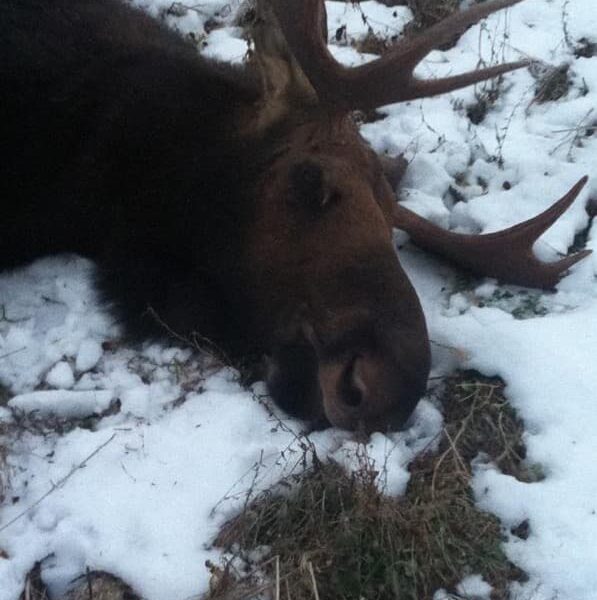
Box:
[269,0,529,111]
[393,177,592,289]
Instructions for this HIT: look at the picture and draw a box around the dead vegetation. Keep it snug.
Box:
[404,0,460,37]
[0,384,10,500]
[349,0,461,54]
[530,63,572,104]
[352,30,395,56]
[465,81,503,125]
[0,431,8,504]
[575,37,597,59]
[3,363,537,599]
[202,373,530,600]
[0,386,10,561]
[339,0,515,127]
[18,564,142,600]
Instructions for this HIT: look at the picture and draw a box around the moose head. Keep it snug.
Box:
[236,0,589,431]
[0,0,589,432]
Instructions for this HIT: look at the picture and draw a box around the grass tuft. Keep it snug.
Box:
[531,63,572,104]
[203,373,529,600]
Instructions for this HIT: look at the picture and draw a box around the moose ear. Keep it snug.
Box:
[289,160,338,212]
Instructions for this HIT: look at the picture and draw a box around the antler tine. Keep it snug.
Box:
[269,0,341,105]
[393,177,591,289]
[408,60,529,102]
[270,0,527,111]
[541,249,592,283]
[397,0,523,68]
[487,176,589,242]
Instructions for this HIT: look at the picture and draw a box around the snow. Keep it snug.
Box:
[9,390,113,419]
[75,340,103,373]
[2,1,597,599]
[457,575,494,600]
[0,260,440,599]
[436,574,494,600]
[325,1,412,41]
[45,362,75,390]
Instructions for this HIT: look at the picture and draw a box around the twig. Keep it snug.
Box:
[0,304,29,324]
[549,108,595,161]
[494,91,527,168]
[561,0,573,51]
[307,562,320,600]
[275,555,280,600]
[210,450,267,517]
[85,567,93,600]
[145,305,230,367]
[0,433,117,533]
[443,427,469,474]
[120,461,137,482]
[0,347,27,361]
[431,391,478,498]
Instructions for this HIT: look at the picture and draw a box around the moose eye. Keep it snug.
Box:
[289,160,338,213]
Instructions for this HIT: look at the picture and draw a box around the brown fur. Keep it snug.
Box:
[1,0,429,431]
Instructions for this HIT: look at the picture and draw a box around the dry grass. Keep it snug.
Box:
[407,0,459,28]
[350,0,460,54]
[575,37,597,59]
[0,384,10,498]
[440,373,542,483]
[530,63,572,105]
[0,431,7,503]
[352,30,394,56]
[203,373,530,600]
[404,0,460,43]
[0,383,9,408]
[0,385,11,560]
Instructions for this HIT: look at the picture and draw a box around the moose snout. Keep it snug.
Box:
[299,303,429,432]
[265,312,430,432]
[264,254,431,432]
[318,342,427,432]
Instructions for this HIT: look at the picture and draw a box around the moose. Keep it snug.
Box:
[1,0,589,432]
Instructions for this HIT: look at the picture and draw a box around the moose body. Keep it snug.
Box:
[1,0,588,431]
[2,0,263,344]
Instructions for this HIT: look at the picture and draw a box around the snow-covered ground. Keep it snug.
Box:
[2,1,597,598]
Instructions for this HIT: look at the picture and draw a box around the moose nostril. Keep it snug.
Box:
[343,382,363,407]
[340,357,364,407]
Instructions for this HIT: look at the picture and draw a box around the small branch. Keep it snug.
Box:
[431,391,478,499]
[0,347,27,361]
[307,561,320,600]
[0,304,29,324]
[0,433,117,533]
[145,305,230,367]
[561,0,573,51]
[275,555,280,600]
